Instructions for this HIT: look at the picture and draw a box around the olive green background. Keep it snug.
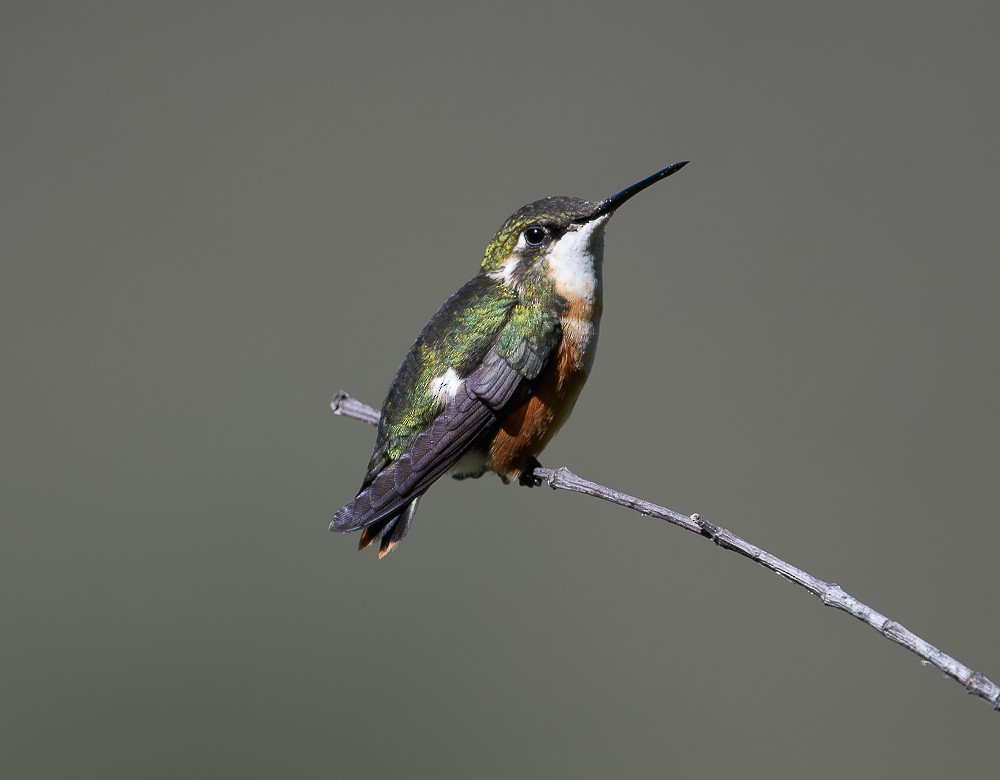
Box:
[3,3,998,777]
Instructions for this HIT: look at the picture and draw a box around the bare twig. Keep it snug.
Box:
[330,390,380,426]
[330,390,1000,713]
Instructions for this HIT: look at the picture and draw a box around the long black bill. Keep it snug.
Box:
[578,160,690,222]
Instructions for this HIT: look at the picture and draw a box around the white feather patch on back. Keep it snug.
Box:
[428,367,462,404]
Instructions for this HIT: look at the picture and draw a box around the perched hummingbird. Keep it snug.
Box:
[331,161,689,557]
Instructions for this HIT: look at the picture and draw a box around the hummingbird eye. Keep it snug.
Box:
[523,226,548,247]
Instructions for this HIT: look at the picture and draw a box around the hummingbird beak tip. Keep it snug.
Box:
[581,159,690,221]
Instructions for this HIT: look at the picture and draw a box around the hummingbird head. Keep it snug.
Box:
[479,161,689,290]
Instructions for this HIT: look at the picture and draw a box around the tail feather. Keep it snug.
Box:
[348,496,421,558]
[376,497,420,558]
[357,519,390,552]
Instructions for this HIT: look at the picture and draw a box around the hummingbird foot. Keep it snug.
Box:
[518,456,544,488]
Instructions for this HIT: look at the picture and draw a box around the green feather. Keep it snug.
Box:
[367,276,514,478]
[365,270,563,484]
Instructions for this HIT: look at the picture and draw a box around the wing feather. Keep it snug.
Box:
[330,352,525,533]
[331,288,563,539]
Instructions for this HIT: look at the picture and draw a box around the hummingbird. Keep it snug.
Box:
[331,161,689,557]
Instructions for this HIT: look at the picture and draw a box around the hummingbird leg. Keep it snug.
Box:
[518,455,544,488]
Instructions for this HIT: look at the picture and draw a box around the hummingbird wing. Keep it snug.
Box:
[330,346,545,533]
[360,275,520,483]
[331,288,561,543]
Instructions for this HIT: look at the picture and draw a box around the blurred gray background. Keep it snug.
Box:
[3,2,998,777]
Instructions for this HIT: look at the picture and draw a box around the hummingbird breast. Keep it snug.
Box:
[485,293,602,482]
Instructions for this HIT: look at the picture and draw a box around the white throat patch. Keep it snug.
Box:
[546,216,608,304]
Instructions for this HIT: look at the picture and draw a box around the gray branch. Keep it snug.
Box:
[330,389,1000,713]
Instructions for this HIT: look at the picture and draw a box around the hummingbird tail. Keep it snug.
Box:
[330,492,421,558]
[330,494,423,558]
[356,496,420,558]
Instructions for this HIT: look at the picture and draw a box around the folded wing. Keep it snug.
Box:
[329,349,530,535]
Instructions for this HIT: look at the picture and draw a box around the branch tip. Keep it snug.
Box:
[330,390,350,414]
